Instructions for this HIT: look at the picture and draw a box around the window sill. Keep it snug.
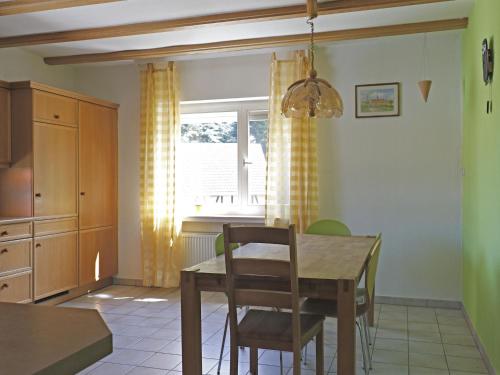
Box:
[183,215,265,225]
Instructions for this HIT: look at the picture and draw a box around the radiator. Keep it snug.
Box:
[181,232,219,268]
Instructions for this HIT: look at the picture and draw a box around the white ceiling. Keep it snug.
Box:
[0,0,474,63]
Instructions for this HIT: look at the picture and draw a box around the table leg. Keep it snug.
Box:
[181,271,202,374]
[337,279,356,375]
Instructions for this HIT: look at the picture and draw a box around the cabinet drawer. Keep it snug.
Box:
[0,222,32,242]
[0,239,31,275]
[0,272,31,303]
[33,90,78,127]
[34,217,78,236]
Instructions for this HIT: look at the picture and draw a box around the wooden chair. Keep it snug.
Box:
[223,224,325,375]
[301,234,382,375]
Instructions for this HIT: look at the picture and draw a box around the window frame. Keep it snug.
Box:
[179,98,269,217]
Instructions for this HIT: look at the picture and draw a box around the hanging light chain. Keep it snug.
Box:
[307,17,315,72]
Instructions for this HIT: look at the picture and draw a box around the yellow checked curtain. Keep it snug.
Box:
[140,62,183,288]
[265,51,319,233]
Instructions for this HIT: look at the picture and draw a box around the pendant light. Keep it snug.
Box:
[418,33,432,102]
[281,0,343,119]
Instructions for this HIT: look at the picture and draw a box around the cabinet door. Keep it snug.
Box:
[34,231,78,300]
[79,102,117,229]
[0,87,10,166]
[33,122,77,218]
[79,227,117,286]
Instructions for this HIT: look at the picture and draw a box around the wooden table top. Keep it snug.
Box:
[185,234,377,282]
[0,302,112,375]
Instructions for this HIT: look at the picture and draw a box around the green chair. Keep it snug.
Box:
[305,219,351,236]
[215,233,239,257]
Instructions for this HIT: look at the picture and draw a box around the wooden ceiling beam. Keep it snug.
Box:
[44,18,468,65]
[0,0,452,48]
[0,0,123,16]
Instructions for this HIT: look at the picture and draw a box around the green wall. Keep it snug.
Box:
[462,0,500,372]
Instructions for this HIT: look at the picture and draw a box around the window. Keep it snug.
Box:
[179,99,268,216]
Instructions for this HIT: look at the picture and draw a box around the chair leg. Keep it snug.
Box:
[364,313,373,346]
[316,327,324,375]
[279,351,284,375]
[356,320,369,375]
[304,342,308,365]
[250,347,258,375]
[217,313,229,374]
[230,338,239,375]
[362,315,373,369]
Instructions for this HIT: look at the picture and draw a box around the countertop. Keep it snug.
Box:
[0,302,112,375]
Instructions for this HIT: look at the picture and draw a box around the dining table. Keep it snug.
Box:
[181,233,378,375]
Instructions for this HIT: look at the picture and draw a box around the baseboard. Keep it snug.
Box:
[113,277,144,286]
[462,305,497,375]
[35,278,113,306]
[375,295,462,309]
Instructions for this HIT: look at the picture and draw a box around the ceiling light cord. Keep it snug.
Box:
[307,18,316,74]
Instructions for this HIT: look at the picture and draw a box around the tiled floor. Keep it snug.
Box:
[59,285,490,375]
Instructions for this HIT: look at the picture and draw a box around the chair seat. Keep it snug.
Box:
[237,309,324,349]
[301,294,369,318]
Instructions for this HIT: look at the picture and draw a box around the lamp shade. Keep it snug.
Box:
[281,70,343,118]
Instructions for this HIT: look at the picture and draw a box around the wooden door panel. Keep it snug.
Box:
[79,102,117,229]
[33,122,77,218]
[34,232,78,300]
[0,87,11,165]
[79,227,117,286]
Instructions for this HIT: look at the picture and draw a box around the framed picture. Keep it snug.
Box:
[355,82,400,118]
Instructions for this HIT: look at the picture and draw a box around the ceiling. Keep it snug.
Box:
[0,0,474,64]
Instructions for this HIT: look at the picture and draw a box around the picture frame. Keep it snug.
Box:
[355,82,400,118]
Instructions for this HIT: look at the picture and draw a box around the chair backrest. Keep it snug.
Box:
[223,224,301,347]
[365,234,382,305]
[214,233,239,257]
[305,219,351,236]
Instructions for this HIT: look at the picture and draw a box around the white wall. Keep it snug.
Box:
[0,48,75,90]
[316,32,462,301]
[73,32,463,301]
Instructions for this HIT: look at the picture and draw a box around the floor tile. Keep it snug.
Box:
[374,338,408,353]
[127,338,172,352]
[126,367,169,375]
[409,341,444,355]
[446,356,488,373]
[409,352,447,370]
[441,334,475,346]
[409,366,448,374]
[444,344,482,359]
[372,349,408,365]
[141,353,182,370]
[87,363,133,375]
[102,348,154,366]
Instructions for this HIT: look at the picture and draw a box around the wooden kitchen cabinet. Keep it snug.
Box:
[0,81,119,302]
[0,84,10,167]
[34,231,78,300]
[79,102,117,230]
[79,227,117,286]
[33,122,77,218]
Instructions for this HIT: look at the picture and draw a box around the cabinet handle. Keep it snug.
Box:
[35,243,41,248]
[80,192,86,196]
[0,249,8,254]
[0,284,8,290]
[53,114,60,119]
[0,231,7,236]
[35,193,42,198]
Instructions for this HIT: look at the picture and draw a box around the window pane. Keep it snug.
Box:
[180,112,238,211]
[248,112,268,206]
